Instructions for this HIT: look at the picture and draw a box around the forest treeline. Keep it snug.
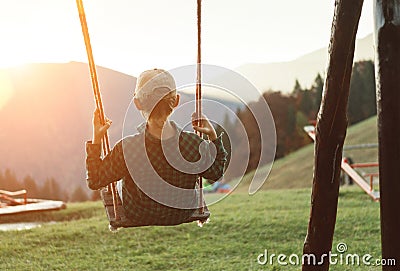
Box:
[0,168,90,202]
[233,60,376,175]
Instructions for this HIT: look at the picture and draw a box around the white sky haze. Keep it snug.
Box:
[0,0,374,76]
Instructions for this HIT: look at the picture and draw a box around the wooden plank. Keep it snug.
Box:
[0,200,66,216]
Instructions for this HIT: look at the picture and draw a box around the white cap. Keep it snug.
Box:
[134,69,177,112]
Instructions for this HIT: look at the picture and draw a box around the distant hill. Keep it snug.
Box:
[235,34,374,95]
[0,62,135,192]
[235,116,378,192]
[0,62,241,192]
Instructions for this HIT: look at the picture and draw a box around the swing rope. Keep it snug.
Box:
[196,0,204,214]
[76,0,120,220]
[77,0,205,223]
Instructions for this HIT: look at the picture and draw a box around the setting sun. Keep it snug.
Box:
[0,1,85,71]
[0,46,27,69]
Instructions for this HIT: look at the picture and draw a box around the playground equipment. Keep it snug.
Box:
[304,125,380,201]
[0,189,66,216]
[0,189,27,207]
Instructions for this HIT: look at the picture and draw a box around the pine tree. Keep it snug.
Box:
[0,170,4,188]
[292,79,303,98]
[2,169,21,191]
[70,186,89,202]
[299,89,313,118]
[348,60,376,124]
[313,73,324,113]
[41,177,63,200]
[22,175,39,198]
[286,104,296,136]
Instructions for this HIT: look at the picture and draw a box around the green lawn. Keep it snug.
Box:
[0,187,382,271]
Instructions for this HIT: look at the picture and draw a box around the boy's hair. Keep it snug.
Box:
[134,69,177,120]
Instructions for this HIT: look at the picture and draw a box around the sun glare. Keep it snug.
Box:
[0,42,31,69]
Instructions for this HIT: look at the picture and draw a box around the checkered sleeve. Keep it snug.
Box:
[85,140,128,190]
[200,134,228,182]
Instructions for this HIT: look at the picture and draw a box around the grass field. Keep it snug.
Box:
[0,187,383,271]
[0,116,385,270]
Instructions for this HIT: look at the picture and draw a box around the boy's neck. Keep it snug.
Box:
[146,119,175,140]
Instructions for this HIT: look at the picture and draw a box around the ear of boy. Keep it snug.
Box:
[174,94,180,108]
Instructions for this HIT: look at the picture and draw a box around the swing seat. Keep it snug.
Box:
[101,187,210,231]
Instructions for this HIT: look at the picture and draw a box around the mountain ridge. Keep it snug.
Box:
[235,34,374,94]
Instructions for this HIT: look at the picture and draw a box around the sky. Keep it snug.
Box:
[0,0,374,76]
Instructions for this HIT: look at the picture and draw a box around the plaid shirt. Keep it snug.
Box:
[86,121,227,225]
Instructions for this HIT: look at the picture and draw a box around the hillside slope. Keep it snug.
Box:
[235,116,378,192]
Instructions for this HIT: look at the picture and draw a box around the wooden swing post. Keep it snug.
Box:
[374,0,400,267]
[302,0,364,270]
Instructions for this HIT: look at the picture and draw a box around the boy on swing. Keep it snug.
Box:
[85,69,227,225]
